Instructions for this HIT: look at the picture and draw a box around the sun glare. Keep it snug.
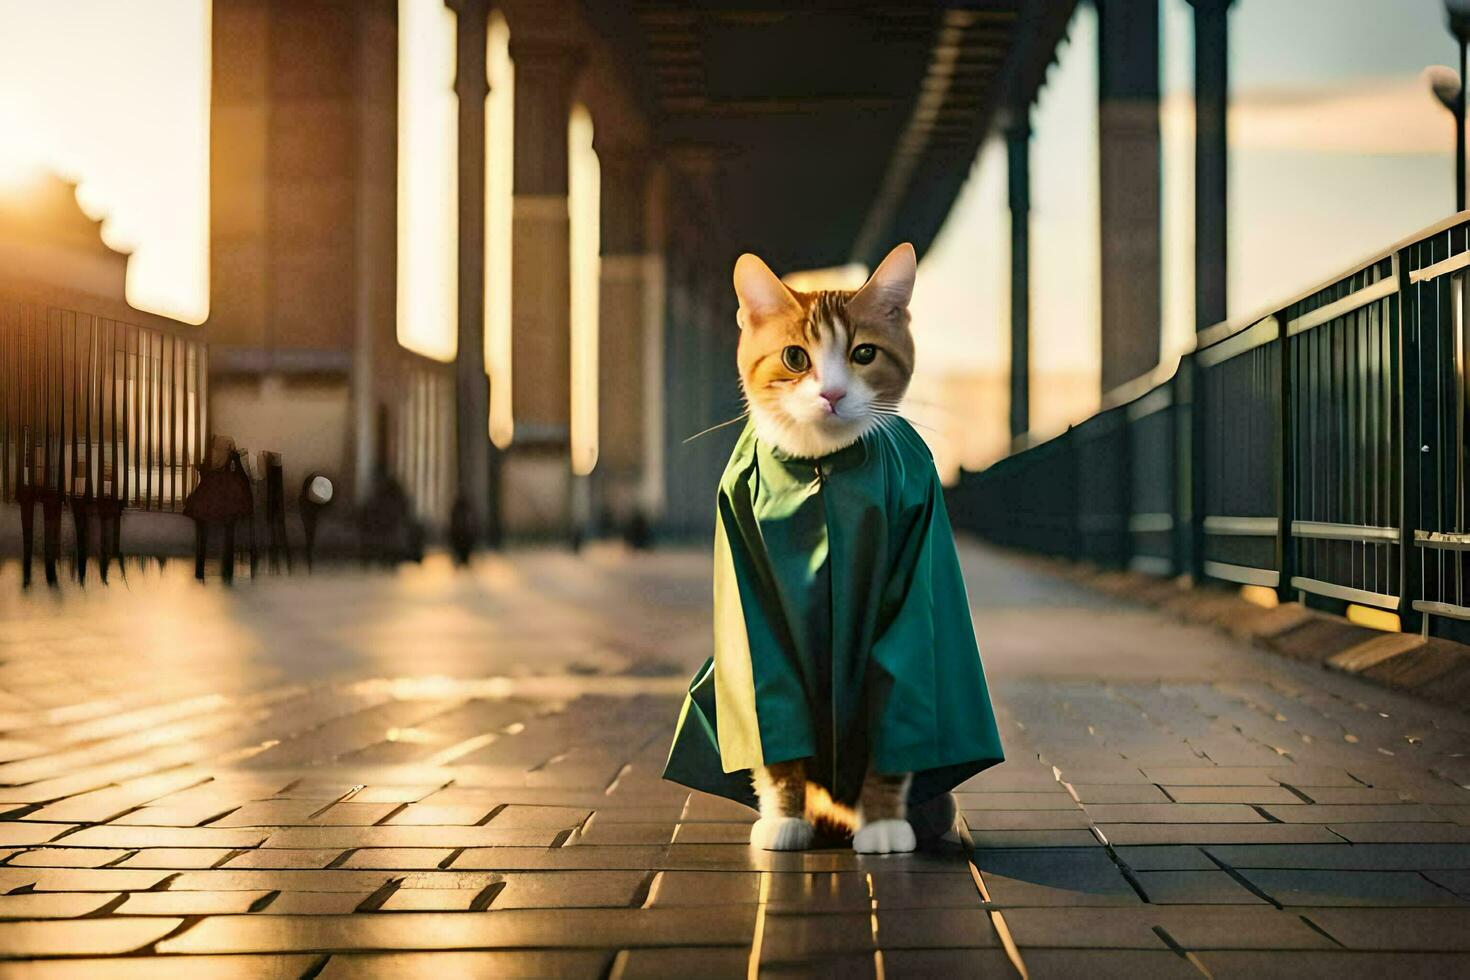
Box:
[397,0,458,363]
[487,12,515,448]
[569,103,601,477]
[0,0,211,323]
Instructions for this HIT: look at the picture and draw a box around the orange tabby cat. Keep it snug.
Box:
[735,243,920,854]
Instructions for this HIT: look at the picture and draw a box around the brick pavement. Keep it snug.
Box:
[0,543,1468,977]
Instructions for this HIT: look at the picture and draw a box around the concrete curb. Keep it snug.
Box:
[1011,553,1470,712]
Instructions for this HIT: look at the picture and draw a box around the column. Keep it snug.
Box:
[447,0,491,547]
[594,140,652,534]
[1097,0,1163,393]
[505,33,581,538]
[1192,0,1231,331]
[1007,118,1030,443]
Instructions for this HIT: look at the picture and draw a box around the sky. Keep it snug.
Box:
[911,0,1464,442]
[0,0,210,324]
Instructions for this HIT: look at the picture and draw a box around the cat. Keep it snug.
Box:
[734,243,920,855]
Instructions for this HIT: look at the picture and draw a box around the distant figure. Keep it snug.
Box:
[184,436,254,583]
[449,495,475,566]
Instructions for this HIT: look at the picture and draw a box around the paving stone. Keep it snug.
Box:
[1301,908,1470,950]
[14,868,169,892]
[0,825,66,847]
[1195,951,1470,979]
[974,847,1138,906]
[0,892,115,919]
[1205,844,1470,871]
[349,785,445,804]
[874,908,998,948]
[311,802,403,826]
[669,822,752,844]
[1162,785,1305,804]
[59,826,268,849]
[1001,907,1335,950]
[759,913,873,958]
[1112,846,1216,871]
[1331,823,1470,844]
[385,804,494,826]
[261,826,560,848]
[118,847,236,869]
[967,829,1101,848]
[158,908,758,953]
[6,847,130,868]
[1240,869,1468,907]
[571,821,677,845]
[261,892,374,915]
[167,869,393,892]
[1132,870,1264,904]
[648,871,761,907]
[378,887,483,911]
[1068,784,1171,804]
[880,949,1014,977]
[1017,949,1200,979]
[953,792,1079,811]
[1263,804,1446,823]
[493,871,647,908]
[0,918,182,957]
[339,848,455,870]
[870,872,985,909]
[483,805,592,829]
[1425,869,1470,899]
[120,889,273,914]
[608,948,747,980]
[1097,823,1343,846]
[317,951,610,979]
[962,809,1094,830]
[1139,767,1280,786]
[1083,803,1264,823]
[1294,787,1415,805]
[222,848,346,870]
[210,800,323,827]
[0,954,318,978]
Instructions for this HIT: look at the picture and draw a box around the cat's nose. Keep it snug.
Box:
[819,388,847,411]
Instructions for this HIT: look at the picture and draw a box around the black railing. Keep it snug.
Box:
[948,214,1470,639]
[1,297,208,512]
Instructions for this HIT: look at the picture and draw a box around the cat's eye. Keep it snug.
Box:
[851,344,878,365]
[781,345,810,372]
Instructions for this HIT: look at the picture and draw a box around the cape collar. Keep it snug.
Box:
[756,426,872,473]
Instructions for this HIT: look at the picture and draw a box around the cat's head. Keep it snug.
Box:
[733,244,917,460]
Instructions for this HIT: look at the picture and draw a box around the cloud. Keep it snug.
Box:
[1162,74,1459,156]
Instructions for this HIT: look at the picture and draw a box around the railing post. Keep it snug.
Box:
[1177,357,1200,580]
[1276,315,1295,605]
[1397,247,1424,634]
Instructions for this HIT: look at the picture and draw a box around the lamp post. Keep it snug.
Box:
[1446,0,1470,210]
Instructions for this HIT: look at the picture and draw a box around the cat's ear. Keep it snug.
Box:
[850,243,916,320]
[733,253,799,329]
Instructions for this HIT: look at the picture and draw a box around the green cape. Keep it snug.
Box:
[663,418,1003,809]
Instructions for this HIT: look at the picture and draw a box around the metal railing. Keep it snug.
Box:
[1,297,208,512]
[947,214,1470,639]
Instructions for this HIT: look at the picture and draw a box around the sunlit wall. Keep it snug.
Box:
[486,11,515,447]
[397,0,458,362]
[0,0,210,323]
[569,104,601,477]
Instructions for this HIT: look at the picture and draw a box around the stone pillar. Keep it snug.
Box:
[447,0,492,546]
[352,0,396,504]
[1097,0,1162,393]
[1192,0,1231,331]
[1007,118,1030,443]
[505,32,581,538]
[594,140,653,534]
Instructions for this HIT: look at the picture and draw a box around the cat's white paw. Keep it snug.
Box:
[853,818,916,855]
[750,816,815,851]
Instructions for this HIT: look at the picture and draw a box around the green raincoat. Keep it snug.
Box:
[663,417,1003,810]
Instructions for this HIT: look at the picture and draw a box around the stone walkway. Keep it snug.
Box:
[0,542,1469,977]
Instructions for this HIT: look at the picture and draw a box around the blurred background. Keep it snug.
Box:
[0,0,1465,566]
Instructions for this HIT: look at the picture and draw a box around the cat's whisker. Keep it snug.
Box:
[682,412,750,445]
